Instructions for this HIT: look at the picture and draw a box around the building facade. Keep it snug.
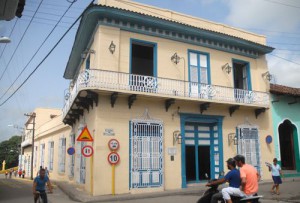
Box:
[21,108,71,179]
[270,84,300,177]
[60,0,275,196]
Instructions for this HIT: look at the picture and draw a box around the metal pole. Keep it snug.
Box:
[30,113,36,180]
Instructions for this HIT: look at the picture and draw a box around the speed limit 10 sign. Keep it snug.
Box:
[107,152,120,165]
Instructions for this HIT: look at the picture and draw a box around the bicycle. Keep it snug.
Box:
[35,191,51,203]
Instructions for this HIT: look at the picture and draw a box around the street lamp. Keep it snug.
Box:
[24,112,36,180]
[0,36,11,43]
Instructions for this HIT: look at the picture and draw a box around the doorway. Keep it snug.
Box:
[279,120,296,170]
[130,40,157,92]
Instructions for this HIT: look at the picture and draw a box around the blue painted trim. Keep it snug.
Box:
[232,58,252,91]
[86,55,90,70]
[218,121,224,174]
[187,49,211,85]
[130,38,157,77]
[64,5,274,79]
[129,121,132,189]
[180,113,224,188]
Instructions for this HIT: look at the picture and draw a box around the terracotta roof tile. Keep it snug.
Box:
[270,84,300,96]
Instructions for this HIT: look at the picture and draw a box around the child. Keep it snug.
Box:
[268,158,283,195]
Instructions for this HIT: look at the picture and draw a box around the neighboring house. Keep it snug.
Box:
[21,108,71,179]
[62,0,275,196]
[270,84,300,177]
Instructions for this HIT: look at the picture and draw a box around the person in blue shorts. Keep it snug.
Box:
[33,168,53,203]
[268,158,283,195]
[206,158,241,203]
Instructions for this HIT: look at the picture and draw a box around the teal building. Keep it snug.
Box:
[270,84,300,177]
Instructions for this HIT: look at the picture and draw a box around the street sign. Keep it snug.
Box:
[77,126,94,142]
[107,152,120,165]
[82,145,94,157]
[67,147,75,155]
[108,139,120,151]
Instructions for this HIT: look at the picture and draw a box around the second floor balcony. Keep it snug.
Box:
[63,69,270,120]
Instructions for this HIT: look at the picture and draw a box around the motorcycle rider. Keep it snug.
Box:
[222,154,260,203]
[206,158,241,203]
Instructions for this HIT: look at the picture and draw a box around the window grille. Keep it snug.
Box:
[237,127,261,174]
[48,141,54,170]
[58,137,66,173]
[130,120,163,188]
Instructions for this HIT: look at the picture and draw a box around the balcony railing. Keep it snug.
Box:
[63,69,270,118]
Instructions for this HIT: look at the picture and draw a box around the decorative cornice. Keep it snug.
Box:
[64,5,274,79]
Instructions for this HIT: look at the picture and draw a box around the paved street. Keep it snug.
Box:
[1,173,300,203]
[0,174,76,203]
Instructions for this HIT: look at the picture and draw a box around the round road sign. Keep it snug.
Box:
[108,139,120,151]
[67,147,75,155]
[82,145,94,157]
[107,152,120,165]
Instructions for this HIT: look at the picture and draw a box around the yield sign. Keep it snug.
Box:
[77,126,94,142]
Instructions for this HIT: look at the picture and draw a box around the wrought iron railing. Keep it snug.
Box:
[63,69,270,118]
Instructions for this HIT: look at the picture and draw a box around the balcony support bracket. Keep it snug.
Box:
[229,105,240,117]
[165,99,175,112]
[255,108,266,119]
[86,90,99,108]
[77,97,91,112]
[200,103,210,114]
[71,109,84,116]
[128,94,137,109]
[111,92,118,108]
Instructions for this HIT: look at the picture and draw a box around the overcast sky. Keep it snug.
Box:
[0,0,299,141]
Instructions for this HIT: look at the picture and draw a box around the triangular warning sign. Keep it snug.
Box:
[77,126,94,142]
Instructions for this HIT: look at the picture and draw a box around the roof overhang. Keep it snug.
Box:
[64,5,274,79]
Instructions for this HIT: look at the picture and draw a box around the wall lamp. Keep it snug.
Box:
[173,130,182,145]
[171,52,180,64]
[228,133,238,145]
[262,71,272,82]
[109,41,116,54]
[222,63,232,74]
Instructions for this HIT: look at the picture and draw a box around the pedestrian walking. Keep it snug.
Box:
[5,171,8,179]
[18,169,22,178]
[22,169,25,178]
[9,169,13,178]
[266,158,283,195]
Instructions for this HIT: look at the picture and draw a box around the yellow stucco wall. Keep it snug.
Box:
[74,95,274,196]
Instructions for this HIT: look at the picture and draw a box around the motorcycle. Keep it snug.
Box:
[197,174,262,203]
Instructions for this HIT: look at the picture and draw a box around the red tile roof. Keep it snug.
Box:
[270,84,300,96]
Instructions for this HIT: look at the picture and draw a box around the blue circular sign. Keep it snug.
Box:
[67,147,75,155]
[266,135,272,144]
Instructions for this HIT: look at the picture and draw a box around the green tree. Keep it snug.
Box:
[0,136,22,169]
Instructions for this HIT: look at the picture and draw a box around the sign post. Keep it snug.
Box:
[107,139,120,196]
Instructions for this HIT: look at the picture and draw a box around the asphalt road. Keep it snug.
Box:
[0,174,76,203]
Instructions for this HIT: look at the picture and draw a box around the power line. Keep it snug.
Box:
[0,1,95,107]
[263,0,300,9]
[0,0,44,83]
[269,54,300,66]
[0,1,76,102]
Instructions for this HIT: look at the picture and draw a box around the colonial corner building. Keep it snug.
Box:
[20,0,300,197]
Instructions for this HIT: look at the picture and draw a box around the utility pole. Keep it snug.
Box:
[24,112,36,180]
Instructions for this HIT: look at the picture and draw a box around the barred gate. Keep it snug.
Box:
[130,120,163,188]
[237,126,261,174]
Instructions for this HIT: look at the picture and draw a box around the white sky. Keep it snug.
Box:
[0,0,299,141]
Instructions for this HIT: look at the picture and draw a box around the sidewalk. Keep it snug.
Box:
[55,177,300,203]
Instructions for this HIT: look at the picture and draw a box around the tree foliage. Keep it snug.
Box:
[0,136,22,169]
